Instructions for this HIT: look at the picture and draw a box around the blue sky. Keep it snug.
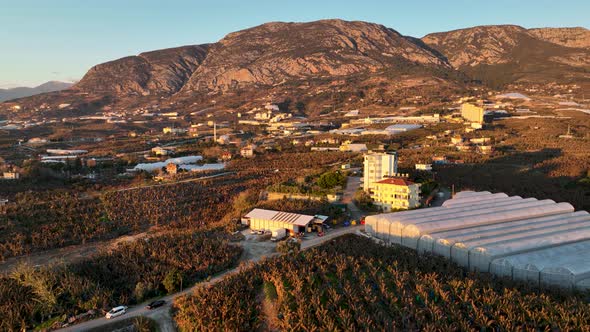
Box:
[1,0,589,88]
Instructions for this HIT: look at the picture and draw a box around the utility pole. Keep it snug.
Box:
[213,122,217,143]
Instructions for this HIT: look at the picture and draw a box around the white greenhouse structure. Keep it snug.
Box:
[365,191,590,290]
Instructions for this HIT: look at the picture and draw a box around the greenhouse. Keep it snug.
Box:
[399,200,571,250]
[490,240,590,290]
[365,191,590,289]
[425,211,590,257]
[367,195,528,243]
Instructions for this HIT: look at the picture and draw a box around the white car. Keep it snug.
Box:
[105,306,128,319]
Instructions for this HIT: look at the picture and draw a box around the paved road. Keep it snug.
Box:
[58,226,362,332]
[342,176,363,220]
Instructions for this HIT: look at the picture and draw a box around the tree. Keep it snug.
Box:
[133,281,148,302]
[277,239,300,255]
[163,269,183,294]
[353,189,375,211]
[317,171,346,189]
[133,316,157,332]
[295,101,305,113]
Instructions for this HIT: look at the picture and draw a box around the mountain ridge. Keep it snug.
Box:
[0,81,73,102]
[179,19,451,92]
[72,44,210,96]
[422,24,590,86]
[4,20,589,109]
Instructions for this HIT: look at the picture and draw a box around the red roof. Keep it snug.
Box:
[376,177,416,186]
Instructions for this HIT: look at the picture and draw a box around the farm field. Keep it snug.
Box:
[174,235,590,331]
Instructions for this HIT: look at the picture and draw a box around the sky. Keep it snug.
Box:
[1,0,589,88]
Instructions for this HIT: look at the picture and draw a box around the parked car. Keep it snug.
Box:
[105,306,128,319]
[146,300,166,310]
[343,221,351,227]
[317,232,324,237]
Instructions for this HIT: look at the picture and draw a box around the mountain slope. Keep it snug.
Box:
[0,81,73,102]
[74,45,209,95]
[422,25,590,86]
[528,27,590,49]
[181,19,451,92]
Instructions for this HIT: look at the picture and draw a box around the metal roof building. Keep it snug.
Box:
[365,191,590,289]
[243,208,315,234]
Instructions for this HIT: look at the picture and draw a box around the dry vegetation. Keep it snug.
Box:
[0,230,241,331]
[0,151,353,260]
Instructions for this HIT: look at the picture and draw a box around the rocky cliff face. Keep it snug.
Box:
[181,19,451,92]
[528,27,590,49]
[422,25,531,68]
[8,20,590,108]
[74,45,209,95]
[422,25,590,85]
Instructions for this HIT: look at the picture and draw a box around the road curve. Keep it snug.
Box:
[58,226,362,332]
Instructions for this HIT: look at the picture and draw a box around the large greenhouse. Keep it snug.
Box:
[365,191,590,290]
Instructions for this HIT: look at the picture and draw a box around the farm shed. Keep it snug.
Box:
[243,208,314,234]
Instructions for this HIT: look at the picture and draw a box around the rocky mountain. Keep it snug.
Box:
[5,20,590,110]
[422,25,590,86]
[72,20,452,96]
[180,19,451,92]
[529,27,590,49]
[73,45,209,95]
[0,81,73,102]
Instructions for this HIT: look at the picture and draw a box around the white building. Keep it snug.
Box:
[242,208,314,234]
[152,147,172,156]
[363,152,398,192]
[340,143,368,152]
[415,163,433,171]
[2,172,20,180]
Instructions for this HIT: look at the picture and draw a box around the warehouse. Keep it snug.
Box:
[243,208,315,234]
[365,191,590,289]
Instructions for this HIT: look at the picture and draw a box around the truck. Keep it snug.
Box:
[271,228,287,242]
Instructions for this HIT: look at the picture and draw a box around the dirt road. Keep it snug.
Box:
[0,172,235,275]
[0,232,148,274]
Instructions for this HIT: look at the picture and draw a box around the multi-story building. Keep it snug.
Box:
[460,103,484,124]
[415,163,433,171]
[371,177,421,211]
[363,152,398,192]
